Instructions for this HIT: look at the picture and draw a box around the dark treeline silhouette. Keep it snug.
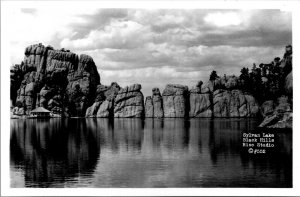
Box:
[208,45,292,104]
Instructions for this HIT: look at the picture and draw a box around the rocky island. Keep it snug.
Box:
[10,43,293,128]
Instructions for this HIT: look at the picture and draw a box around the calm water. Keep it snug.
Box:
[10,118,292,188]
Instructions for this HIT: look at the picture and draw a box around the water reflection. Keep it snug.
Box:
[10,119,100,187]
[10,118,292,187]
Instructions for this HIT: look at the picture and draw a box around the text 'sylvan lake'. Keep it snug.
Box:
[10,118,292,188]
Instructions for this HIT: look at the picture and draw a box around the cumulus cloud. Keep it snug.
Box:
[4,7,292,96]
[204,12,242,27]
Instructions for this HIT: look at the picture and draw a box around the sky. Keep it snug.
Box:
[4,7,292,97]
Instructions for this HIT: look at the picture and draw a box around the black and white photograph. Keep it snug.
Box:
[1,0,299,196]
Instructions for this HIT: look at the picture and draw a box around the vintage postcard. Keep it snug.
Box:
[1,0,299,196]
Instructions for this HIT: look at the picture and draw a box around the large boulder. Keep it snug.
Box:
[259,112,292,128]
[162,84,188,117]
[189,87,212,117]
[114,84,144,118]
[259,96,292,128]
[274,96,292,114]
[201,80,221,93]
[260,100,274,117]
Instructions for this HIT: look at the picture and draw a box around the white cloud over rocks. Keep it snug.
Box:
[6,8,291,96]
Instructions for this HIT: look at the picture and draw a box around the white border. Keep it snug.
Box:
[1,0,300,196]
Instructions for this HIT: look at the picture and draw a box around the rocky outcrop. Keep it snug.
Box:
[85,102,102,117]
[213,89,259,117]
[201,75,240,93]
[260,100,274,117]
[259,45,293,128]
[11,107,25,116]
[95,82,120,117]
[97,100,114,117]
[85,82,121,117]
[114,84,144,118]
[162,84,189,118]
[201,80,218,93]
[285,72,292,95]
[259,96,292,128]
[280,45,292,76]
[145,88,164,118]
[10,43,292,123]
[152,88,164,118]
[189,87,212,117]
[224,76,240,90]
[10,43,100,116]
[145,96,153,117]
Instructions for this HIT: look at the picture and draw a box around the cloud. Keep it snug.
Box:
[61,20,152,50]
[204,12,242,27]
[69,9,129,39]
[4,7,292,96]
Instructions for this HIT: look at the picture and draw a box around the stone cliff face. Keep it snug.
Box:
[114,84,144,118]
[11,44,292,125]
[189,85,259,118]
[189,87,212,117]
[213,89,259,117]
[162,84,189,118]
[145,88,163,118]
[11,43,100,117]
[85,82,121,117]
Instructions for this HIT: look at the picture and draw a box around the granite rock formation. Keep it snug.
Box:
[145,96,153,117]
[260,100,275,117]
[11,43,100,117]
[85,82,121,117]
[145,88,164,118]
[189,87,212,117]
[285,72,292,96]
[259,96,292,128]
[259,45,293,128]
[10,43,292,124]
[213,89,259,117]
[201,75,240,93]
[189,82,259,118]
[162,84,189,118]
[114,84,144,118]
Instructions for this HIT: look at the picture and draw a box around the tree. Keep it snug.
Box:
[196,80,203,89]
[239,67,250,92]
[209,70,219,81]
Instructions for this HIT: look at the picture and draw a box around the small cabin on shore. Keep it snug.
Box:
[30,107,51,118]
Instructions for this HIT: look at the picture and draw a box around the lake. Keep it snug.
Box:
[10,118,292,188]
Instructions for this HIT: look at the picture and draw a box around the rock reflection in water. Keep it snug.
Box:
[10,118,292,188]
[10,119,100,187]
